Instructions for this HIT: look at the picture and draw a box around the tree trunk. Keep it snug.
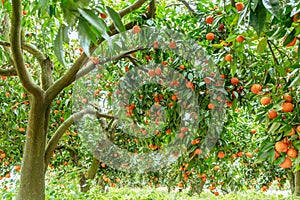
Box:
[288,169,295,194]
[16,98,47,200]
[80,157,100,192]
[294,170,300,196]
[194,181,205,195]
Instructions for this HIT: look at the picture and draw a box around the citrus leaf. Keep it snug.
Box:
[54,26,66,66]
[257,37,267,54]
[289,74,300,87]
[274,155,285,165]
[78,8,110,40]
[106,6,125,33]
[262,0,282,19]
[40,0,48,11]
[250,0,267,36]
[283,29,296,46]
[78,18,95,56]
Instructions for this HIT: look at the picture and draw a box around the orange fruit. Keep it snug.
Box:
[204,77,211,84]
[260,96,271,105]
[155,67,162,75]
[180,127,189,133]
[235,2,244,11]
[236,35,245,43]
[275,141,288,153]
[245,152,253,158]
[217,151,225,158]
[251,84,262,94]
[287,128,295,136]
[194,148,202,155]
[296,126,300,133]
[148,70,156,77]
[268,109,277,119]
[178,182,184,188]
[287,148,298,158]
[100,13,107,19]
[132,25,141,34]
[282,102,294,112]
[237,152,243,157]
[0,153,6,159]
[214,191,219,196]
[5,173,10,178]
[250,129,256,134]
[279,157,292,168]
[293,13,300,22]
[282,94,293,103]
[153,41,159,49]
[186,81,194,89]
[145,55,151,60]
[206,33,215,40]
[205,16,214,24]
[208,103,215,109]
[220,74,226,79]
[224,54,233,61]
[261,186,268,192]
[179,65,185,70]
[169,41,177,49]
[214,166,220,171]
[231,77,239,85]
[274,151,281,160]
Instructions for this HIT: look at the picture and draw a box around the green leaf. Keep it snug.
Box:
[78,18,96,56]
[78,8,110,40]
[62,25,69,44]
[106,6,125,33]
[274,155,285,165]
[40,0,48,11]
[230,63,237,77]
[275,65,287,76]
[283,29,296,46]
[294,140,300,151]
[268,149,276,163]
[289,74,300,87]
[257,37,267,54]
[262,0,282,19]
[54,26,66,66]
[250,0,267,36]
[298,39,300,62]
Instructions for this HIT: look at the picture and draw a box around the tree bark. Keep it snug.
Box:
[16,98,47,200]
[80,157,100,192]
[194,181,205,195]
[294,170,300,196]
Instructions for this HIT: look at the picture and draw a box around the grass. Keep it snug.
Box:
[0,169,299,200]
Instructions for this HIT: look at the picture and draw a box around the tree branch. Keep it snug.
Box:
[10,0,43,96]
[267,40,279,65]
[0,66,17,76]
[178,0,197,16]
[44,109,115,171]
[45,0,149,103]
[0,40,46,62]
[269,40,293,65]
[119,0,148,18]
[76,46,146,79]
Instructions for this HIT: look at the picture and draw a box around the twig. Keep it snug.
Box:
[269,40,293,65]
[0,66,17,76]
[76,46,146,80]
[178,0,197,16]
[267,40,279,65]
